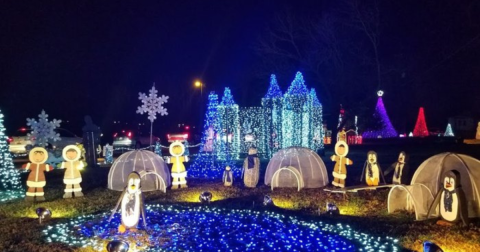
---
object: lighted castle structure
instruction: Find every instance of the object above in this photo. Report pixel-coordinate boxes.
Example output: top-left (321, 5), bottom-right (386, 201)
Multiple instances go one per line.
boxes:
top-left (199, 72), bottom-right (323, 160)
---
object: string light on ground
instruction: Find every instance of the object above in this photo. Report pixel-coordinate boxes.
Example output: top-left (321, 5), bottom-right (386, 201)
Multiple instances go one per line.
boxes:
top-left (43, 204), bottom-right (399, 252)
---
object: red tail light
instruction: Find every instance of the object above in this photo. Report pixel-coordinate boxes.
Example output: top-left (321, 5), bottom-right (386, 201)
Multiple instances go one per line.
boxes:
top-left (127, 132), bottom-right (132, 138)
top-left (113, 133), bottom-right (118, 138)
top-left (7, 137), bottom-right (13, 143)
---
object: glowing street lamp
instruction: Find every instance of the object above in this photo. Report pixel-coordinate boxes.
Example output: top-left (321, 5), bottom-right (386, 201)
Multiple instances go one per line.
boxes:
top-left (194, 80), bottom-right (205, 127)
top-left (194, 80), bottom-right (203, 97)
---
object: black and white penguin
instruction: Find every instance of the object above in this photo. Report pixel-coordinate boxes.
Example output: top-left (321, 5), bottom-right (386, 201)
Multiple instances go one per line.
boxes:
top-left (427, 170), bottom-right (469, 226)
top-left (108, 172), bottom-right (147, 233)
top-left (223, 166), bottom-right (233, 187)
top-left (384, 151), bottom-right (410, 185)
top-left (360, 151), bottom-right (385, 186)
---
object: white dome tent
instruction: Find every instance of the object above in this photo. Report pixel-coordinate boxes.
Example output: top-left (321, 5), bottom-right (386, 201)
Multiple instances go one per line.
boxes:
top-left (387, 153), bottom-right (480, 220)
top-left (387, 184), bottom-right (434, 220)
top-left (265, 147), bottom-right (328, 191)
top-left (108, 150), bottom-right (171, 193)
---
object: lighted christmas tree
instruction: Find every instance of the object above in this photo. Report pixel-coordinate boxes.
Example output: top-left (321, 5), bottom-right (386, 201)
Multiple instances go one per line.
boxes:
top-left (190, 91), bottom-right (240, 178)
top-left (362, 90), bottom-right (398, 138)
top-left (444, 123), bottom-right (454, 137)
top-left (239, 107), bottom-right (265, 153)
top-left (309, 88), bottom-right (323, 150)
top-left (262, 74), bottom-right (283, 157)
top-left (413, 107), bottom-right (429, 137)
top-left (217, 87), bottom-right (240, 160)
top-left (199, 92), bottom-right (220, 152)
top-left (0, 109), bottom-right (23, 202)
top-left (282, 72), bottom-right (309, 147)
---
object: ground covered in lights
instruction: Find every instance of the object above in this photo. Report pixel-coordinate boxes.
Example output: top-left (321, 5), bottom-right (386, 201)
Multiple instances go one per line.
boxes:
top-left (2, 143), bottom-right (480, 252)
top-left (0, 190), bottom-right (24, 203)
top-left (43, 204), bottom-right (398, 252)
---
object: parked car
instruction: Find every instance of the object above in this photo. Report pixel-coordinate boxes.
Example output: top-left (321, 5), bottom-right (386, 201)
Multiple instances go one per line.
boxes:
top-left (8, 127), bottom-right (82, 154)
top-left (112, 130), bottom-right (159, 150)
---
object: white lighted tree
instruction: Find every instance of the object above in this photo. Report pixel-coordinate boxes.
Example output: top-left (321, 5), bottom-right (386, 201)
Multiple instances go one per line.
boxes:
top-left (136, 83), bottom-right (169, 148)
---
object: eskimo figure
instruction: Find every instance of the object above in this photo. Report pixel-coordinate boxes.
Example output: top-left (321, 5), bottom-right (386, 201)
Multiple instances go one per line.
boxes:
top-left (167, 141), bottom-right (189, 189)
top-left (22, 147), bottom-right (53, 201)
top-left (109, 172), bottom-right (146, 233)
top-left (242, 147), bottom-right (260, 188)
top-left (60, 145), bottom-right (84, 198)
top-left (331, 141), bottom-right (352, 188)
top-left (360, 151), bottom-right (384, 186)
top-left (223, 166), bottom-right (233, 186)
top-left (427, 170), bottom-right (469, 226)
top-left (384, 151), bottom-right (410, 185)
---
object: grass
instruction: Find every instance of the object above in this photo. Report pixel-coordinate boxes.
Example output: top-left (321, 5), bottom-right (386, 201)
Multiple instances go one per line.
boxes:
top-left (2, 141), bottom-right (480, 252)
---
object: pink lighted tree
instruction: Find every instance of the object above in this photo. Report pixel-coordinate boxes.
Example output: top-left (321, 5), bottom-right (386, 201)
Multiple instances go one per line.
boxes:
top-left (413, 107), bottom-right (429, 137)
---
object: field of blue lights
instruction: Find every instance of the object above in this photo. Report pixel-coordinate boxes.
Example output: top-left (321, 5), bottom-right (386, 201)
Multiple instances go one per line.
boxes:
top-left (43, 204), bottom-right (399, 252)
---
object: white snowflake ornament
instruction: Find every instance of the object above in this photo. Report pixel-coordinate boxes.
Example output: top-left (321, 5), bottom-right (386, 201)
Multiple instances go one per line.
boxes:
top-left (137, 84), bottom-right (169, 122)
top-left (26, 110), bottom-right (62, 147)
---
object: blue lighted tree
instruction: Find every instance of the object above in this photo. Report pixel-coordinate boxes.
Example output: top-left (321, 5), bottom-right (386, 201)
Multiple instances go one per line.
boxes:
top-left (190, 92), bottom-right (240, 179)
top-left (217, 88), bottom-right (240, 160)
top-left (0, 109), bottom-right (23, 201)
top-left (309, 88), bottom-right (323, 150)
top-left (200, 92), bottom-right (220, 152)
top-left (282, 72), bottom-right (309, 147)
top-left (262, 74), bottom-right (283, 157)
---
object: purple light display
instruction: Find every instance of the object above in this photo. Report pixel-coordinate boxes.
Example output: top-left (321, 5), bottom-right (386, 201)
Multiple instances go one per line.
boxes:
top-left (362, 91), bottom-right (397, 138)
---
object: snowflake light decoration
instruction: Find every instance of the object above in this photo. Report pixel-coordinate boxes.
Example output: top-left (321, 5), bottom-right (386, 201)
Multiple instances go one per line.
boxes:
top-left (136, 84), bottom-right (169, 122)
top-left (26, 110), bottom-right (61, 147)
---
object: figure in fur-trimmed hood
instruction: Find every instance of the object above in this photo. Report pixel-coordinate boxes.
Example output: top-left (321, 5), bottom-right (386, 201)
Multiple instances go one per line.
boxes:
top-left (331, 141), bottom-right (352, 188)
top-left (22, 147), bottom-right (53, 201)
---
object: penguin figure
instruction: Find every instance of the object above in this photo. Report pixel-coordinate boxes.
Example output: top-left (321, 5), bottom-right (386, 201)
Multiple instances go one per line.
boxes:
top-left (109, 172), bottom-right (147, 233)
top-left (223, 166), bottom-right (233, 187)
top-left (242, 147), bottom-right (260, 188)
top-left (427, 170), bottom-right (469, 226)
top-left (360, 151), bottom-right (386, 186)
top-left (384, 151), bottom-right (410, 185)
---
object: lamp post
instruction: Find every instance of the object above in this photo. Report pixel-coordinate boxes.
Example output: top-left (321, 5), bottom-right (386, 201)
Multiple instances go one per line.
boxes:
top-left (194, 80), bottom-right (204, 129)
top-left (194, 80), bottom-right (203, 97)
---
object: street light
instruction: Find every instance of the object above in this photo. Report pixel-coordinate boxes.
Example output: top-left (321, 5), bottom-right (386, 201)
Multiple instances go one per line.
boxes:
top-left (194, 80), bottom-right (204, 128)
top-left (194, 80), bottom-right (203, 97)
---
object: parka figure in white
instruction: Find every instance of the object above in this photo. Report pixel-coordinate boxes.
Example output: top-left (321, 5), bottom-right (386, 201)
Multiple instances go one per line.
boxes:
top-left (60, 145), bottom-right (84, 198)
top-left (242, 147), bottom-right (260, 188)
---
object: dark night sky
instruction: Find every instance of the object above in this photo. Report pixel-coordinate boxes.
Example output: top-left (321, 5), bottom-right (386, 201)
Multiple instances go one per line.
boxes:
top-left (1, 1), bottom-right (480, 138)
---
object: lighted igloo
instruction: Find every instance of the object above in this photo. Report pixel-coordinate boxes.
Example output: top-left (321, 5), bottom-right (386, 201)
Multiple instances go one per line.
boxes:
top-left (107, 150), bottom-right (171, 193)
top-left (265, 147), bottom-right (328, 191)
top-left (388, 153), bottom-right (480, 220)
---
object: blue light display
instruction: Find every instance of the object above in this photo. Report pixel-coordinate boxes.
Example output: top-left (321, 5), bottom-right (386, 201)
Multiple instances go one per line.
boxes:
top-left (43, 204), bottom-right (399, 252)
top-left (264, 74), bottom-right (282, 99)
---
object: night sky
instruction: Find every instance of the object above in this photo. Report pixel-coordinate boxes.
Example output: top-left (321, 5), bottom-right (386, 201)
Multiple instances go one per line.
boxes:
top-left (1, 1), bottom-right (480, 139)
